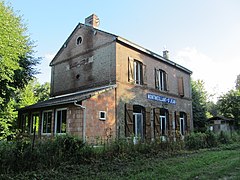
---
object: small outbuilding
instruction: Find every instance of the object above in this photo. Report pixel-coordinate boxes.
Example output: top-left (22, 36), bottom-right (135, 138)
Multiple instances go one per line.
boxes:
top-left (207, 116), bottom-right (235, 133)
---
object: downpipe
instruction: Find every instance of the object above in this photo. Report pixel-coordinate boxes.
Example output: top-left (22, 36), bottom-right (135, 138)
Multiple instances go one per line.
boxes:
top-left (74, 101), bottom-right (86, 143)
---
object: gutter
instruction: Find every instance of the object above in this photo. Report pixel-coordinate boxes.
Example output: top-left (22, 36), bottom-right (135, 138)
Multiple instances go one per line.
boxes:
top-left (74, 101), bottom-right (86, 143)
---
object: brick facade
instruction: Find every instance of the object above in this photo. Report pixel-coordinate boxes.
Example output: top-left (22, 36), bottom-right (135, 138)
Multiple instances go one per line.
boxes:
top-left (18, 15), bottom-right (192, 143)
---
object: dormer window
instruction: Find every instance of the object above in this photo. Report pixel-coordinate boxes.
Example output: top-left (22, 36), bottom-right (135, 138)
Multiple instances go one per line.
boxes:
top-left (76, 36), bottom-right (82, 45)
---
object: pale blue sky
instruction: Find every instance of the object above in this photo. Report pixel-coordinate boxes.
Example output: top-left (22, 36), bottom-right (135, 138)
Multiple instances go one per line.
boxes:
top-left (6, 0), bottom-right (240, 100)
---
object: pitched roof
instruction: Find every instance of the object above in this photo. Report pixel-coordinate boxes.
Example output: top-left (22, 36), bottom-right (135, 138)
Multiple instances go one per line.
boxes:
top-left (50, 23), bottom-right (192, 74)
top-left (19, 85), bottom-right (116, 111)
top-left (208, 116), bottom-right (235, 122)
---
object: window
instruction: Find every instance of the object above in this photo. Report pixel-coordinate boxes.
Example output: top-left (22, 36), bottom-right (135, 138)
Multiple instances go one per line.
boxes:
top-left (155, 69), bottom-right (168, 91)
top-left (21, 114), bottom-right (29, 132)
top-left (55, 109), bottom-right (67, 134)
top-left (99, 111), bottom-right (106, 120)
top-left (133, 112), bottom-right (143, 138)
top-left (128, 57), bottom-right (146, 85)
top-left (125, 104), bottom-right (147, 139)
top-left (160, 109), bottom-right (168, 135)
top-left (76, 36), bottom-right (82, 45)
top-left (30, 113), bottom-right (39, 134)
top-left (134, 60), bottom-right (143, 85)
top-left (42, 111), bottom-right (52, 134)
top-left (179, 112), bottom-right (187, 135)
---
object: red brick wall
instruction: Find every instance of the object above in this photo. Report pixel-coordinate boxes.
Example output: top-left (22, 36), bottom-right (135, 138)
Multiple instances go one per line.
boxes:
top-left (83, 88), bottom-right (116, 144)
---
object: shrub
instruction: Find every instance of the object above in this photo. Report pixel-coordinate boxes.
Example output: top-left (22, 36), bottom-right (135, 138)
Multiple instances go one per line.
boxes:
top-left (205, 131), bottom-right (218, 148)
top-left (218, 131), bottom-right (231, 144)
top-left (185, 132), bottom-right (207, 150)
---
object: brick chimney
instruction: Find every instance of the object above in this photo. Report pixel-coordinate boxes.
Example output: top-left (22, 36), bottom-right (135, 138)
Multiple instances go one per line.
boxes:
top-left (163, 50), bottom-right (169, 59)
top-left (85, 14), bottom-right (100, 28)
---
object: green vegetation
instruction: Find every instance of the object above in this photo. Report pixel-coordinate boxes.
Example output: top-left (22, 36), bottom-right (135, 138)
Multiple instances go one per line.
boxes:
top-left (0, 133), bottom-right (239, 179)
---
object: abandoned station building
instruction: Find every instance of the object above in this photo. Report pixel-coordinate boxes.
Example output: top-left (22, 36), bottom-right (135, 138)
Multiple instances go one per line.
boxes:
top-left (18, 14), bottom-right (193, 143)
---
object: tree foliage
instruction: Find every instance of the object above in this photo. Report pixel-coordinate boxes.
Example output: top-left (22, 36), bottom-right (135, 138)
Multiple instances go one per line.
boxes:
top-left (0, 79), bottom-right (50, 140)
top-left (217, 89), bottom-right (240, 128)
top-left (235, 74), bottom-right (240, 90)
top-left (0, 1), bottom-right (40, 108)
top-left (191, 80), bottom-right (208, 132)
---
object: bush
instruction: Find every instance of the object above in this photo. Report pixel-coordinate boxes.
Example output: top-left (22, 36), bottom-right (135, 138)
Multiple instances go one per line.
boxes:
top-left (218, 131), bottom-right (231, 144)
top-left (185, 132), bottom-right (207, 150)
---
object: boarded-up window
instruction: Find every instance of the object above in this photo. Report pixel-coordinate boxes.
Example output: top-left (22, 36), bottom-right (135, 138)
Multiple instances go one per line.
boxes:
top-left (178, 77), bottom-right (184, 97)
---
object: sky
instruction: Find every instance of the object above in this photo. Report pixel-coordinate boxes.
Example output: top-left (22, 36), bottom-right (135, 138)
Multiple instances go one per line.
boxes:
top-left (6, 0), bottom-right (240, 101)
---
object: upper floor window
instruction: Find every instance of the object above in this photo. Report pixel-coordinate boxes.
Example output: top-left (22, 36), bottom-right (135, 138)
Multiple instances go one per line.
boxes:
top-left (155, 69), bottom-right (168, 91)
top-left (134, 60), bottom-right (143, 85)
top-left (128, 57), bottom-right (146, 85)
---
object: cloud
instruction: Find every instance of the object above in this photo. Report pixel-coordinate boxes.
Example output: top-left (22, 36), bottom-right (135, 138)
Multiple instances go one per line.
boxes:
top-left (174, 47), bottom-right (238, 101)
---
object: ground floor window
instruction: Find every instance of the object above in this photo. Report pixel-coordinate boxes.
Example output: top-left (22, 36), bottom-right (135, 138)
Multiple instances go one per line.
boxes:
top-left (133, 105), bottom-right (145, 139)
top-left (42, 111), bottom-right (52, 134)
top-left (55, 109), bottom-right (67, 134)
top-left (21, 114), bottom-right (29, 132)
top-left (160, 109), bottom-right (168, 135)
top-left (31, 113), bottom-right (39, 134)
top-left (133, 112), bottom-right (143, 138)
top-left (179, 112), bottom-right (187, 135)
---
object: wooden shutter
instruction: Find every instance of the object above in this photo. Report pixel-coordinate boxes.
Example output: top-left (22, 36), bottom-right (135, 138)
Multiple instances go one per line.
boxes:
top-left (125, 104), bottom-right (134, 137)
top-left (186, 113), bottom-right (191, 133)
top-left (145, 107), bottom-right (151, 141)
top-left (128, 57), bottom-right (134, 83)
top-left (176, 111), bottom-right (180, 131)
top-left (166, 73), bottom-right (169, 91)
top-left (143, 64), bottom-right (147, 85)
top-left (155, 68), bottom-right (159, 89)
top-left (154, 108), bottom-right (161, 138)
top-left (168, 112), bottom-right (173, 136)
top-left (178, 77), bottom-right (184, 97)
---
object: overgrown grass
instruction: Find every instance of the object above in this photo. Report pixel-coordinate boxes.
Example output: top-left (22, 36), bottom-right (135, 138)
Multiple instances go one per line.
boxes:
top-left (1, 143), bottom-right (240, 180)
top-left (0, 131), bottom-right (239, 179)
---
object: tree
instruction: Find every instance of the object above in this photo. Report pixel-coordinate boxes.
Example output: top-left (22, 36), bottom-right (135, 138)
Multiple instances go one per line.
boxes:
top-left (0, 1), bottom-right (40, 109)
top-left (0, 79), bottom-right (50, 140)
top-left (0, 1), bottom-right (42, 140)
top-left (191, 80), bottom-right (208, 132)
top-left (217, 89), bottom-right (240, 128)
top-left (235, 74), bottom-right (240, 90)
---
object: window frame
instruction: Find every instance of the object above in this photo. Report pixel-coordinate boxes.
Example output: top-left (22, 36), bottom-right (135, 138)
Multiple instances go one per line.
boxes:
top-left (99, 111), bottom-right (107, 120)
top-left (134, 60), bottom-right (143, 85)
top-left (133, 112), bottom-right (143, 138)
top-left (55, 108), bottom-right (67, 134)
top-left (30, 113), bottom-right (40, 134)
top-left (179, 112), bottom-right (186, 136)
top-left (41, 110), bottom-right (53, 135)
top-left (155, 69), bottom-right (168, 91)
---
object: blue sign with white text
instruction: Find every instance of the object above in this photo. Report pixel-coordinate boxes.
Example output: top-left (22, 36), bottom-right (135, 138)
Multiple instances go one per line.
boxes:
top-left (147, 93), bottom-right (176, 105)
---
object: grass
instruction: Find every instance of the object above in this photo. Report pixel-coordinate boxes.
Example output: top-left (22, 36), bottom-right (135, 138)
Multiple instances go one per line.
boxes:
top-left (2, 143), bottom-right (240, 180)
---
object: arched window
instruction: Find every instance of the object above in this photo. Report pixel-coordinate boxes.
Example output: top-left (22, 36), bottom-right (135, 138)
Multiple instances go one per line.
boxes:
top-left (76, 36), bottom-right (82, 45)
top-left (155, 69), bottom-right (168, 91)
